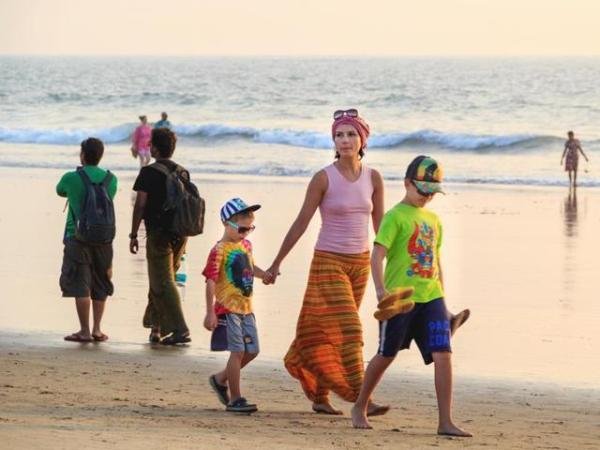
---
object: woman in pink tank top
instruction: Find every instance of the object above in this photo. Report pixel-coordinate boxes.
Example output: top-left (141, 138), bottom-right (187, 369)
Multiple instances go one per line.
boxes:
top-left (265, 109), bottom-right (389, 416)
top-left (131, 115), bottom-right (152, 167)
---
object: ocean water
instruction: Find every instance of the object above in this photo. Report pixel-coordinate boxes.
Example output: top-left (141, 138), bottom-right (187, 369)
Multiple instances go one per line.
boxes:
top-left (1, 56), bottom-right (599, 187)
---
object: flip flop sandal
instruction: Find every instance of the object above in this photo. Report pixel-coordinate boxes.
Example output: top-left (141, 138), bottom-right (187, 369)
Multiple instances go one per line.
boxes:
top-left (64, 333), bottom-right (93, 343)
top-left (377, 287), bottom-right (415, 309)
top-left (374, 300), bottom-right (415, 321)
top-left (450, 309), bottom-right (471, 336)
top-left (374, 287), bottom-right (415, 321)
top-left (92, 333), bottom-right (109, 342)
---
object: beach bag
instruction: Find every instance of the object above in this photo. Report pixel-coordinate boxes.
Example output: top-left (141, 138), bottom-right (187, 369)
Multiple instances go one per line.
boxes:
top-left (149, 162), bottom-right (205, 237)
top-left (73, 168), bottom-right (116, 244)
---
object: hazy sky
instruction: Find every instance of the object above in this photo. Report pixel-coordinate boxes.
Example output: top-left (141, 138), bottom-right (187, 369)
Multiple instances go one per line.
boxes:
top-left (2, 0), bottom-right (600, 56)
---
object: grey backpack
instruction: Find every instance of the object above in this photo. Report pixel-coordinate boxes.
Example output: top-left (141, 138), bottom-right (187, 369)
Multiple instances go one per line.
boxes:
top-left (149, 162), bottom-right (205, 237)
top-left (73, 168), bottom-right (116, 244)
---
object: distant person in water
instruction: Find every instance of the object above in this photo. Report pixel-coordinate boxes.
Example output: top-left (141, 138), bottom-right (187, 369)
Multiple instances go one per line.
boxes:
top-left (131, 115), bottom-right (152, 167)
top-left (154, 112), bottom-right (172, 130)
top-left (561, 131), bottom-right (589, 187)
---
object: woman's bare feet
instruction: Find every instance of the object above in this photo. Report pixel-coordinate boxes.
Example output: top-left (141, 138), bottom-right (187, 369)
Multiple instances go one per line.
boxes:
top-left (350, 405), bottom-right (372, 429)
top-left (312, 401), bottom-right (343, 415)
top-left (438, 423), bottom-right (473, 437)
top-left (366, 401), bottom-right (390, 417)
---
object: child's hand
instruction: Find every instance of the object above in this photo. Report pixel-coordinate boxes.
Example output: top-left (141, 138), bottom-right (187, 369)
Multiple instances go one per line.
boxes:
top-left (262, 271), bottom-right (276, 285)
top-left (203, 311), bottom-right (218, 331)
top-left (376, 288), bottom-right (388, 303)
top-left (262, 267), bottom-right (281, 285)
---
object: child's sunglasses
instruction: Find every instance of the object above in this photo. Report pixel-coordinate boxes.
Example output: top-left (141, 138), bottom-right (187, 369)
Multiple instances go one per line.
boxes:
top-left (333, 109), bottom-right (359, 120)
top-left (412, 180), bottom-right (434, 198)
top-left (227, 221), bottom-right (255, 234)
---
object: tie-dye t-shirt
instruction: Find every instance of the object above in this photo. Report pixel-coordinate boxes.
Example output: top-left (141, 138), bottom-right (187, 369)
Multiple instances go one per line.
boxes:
top-left (202, 239), bottom-right (255, 314)
top-left (374, 203), bottom-right (444, 303)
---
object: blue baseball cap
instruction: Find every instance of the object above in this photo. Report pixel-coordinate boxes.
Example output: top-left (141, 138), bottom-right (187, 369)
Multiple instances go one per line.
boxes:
top-left (220, 198), bottom-right (261, 222)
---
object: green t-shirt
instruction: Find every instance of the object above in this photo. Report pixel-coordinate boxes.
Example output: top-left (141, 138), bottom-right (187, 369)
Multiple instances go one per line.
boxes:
top-left (374, 202), bottom-right (444, 303)
top-left (56, 166), bottom-right (118, 238)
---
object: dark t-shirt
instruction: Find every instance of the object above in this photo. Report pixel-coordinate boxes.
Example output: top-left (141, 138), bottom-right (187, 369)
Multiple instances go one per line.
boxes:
top-left (133, 159), bottom-right (179, 231)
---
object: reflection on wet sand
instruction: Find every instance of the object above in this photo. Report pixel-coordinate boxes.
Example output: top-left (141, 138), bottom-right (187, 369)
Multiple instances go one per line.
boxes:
top-left (563, 187), bottom-right (578, 238)
top-left (560, 187), bottom-right (579, 308)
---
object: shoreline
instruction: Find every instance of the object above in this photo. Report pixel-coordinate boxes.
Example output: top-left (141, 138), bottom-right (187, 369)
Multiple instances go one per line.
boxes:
top-left (1, 336), bottom-right (599, 449)
top-left (0, 330), bottom-right (600, 396)
top-left (2, 329), bottom-right (599, 393)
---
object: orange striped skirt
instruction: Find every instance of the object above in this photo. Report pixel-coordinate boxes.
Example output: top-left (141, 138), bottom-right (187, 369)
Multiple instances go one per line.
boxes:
top-left (284, 250), bottom-right (370, 403)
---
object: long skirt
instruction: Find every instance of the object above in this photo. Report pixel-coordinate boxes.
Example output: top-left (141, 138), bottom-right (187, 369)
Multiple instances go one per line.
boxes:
top-left (284, 250), bottom-right (370, 403)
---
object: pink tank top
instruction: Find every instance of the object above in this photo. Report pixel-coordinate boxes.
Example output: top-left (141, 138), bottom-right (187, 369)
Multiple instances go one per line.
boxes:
top-left (315, 163), bottom-right (374, 254)
top-left (133, 125), bottom-right (152, 151)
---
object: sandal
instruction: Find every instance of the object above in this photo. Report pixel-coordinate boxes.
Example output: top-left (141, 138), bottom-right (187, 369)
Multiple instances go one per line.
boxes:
top-left (226, 397), bottom-right (257, 413)
top-left (64, 333), bottom-right (93, 343)
top-left (160, 331), bottom-right (191, 346)
top-left (450, 309), bottom-right (470, 336)
top-left (209, 375), bottom-right (230, 405)
top-left (92, 333), bottom-right (109, 342)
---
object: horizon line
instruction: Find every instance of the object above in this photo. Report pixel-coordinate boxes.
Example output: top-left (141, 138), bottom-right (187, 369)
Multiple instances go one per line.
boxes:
top-left (2, 53), bottom-right (600, 58)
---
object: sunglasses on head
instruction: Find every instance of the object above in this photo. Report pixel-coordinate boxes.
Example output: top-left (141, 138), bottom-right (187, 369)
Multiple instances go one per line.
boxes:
top-left (227, 220), bottom-right (255, 234)
top-left (333, 109), bottom-right (359, 120)
top-left (412, 180), bottom-right (435, 198)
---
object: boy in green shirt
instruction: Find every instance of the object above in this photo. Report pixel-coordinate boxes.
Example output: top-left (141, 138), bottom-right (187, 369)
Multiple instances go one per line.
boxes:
top-left (351, 156), bottom-right (471, 437)
top-left (57, 138), bottom-right (117, 343)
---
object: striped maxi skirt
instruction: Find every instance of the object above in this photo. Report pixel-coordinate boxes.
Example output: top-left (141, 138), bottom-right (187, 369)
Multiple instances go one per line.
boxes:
top-left (284, 250), bottom-right (370, 403)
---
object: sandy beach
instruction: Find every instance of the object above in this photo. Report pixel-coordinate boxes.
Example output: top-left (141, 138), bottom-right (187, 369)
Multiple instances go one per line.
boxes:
top-left (1, 334), bottom-right (599, 450)
top-left (1, 165), bottom-right (600, 448)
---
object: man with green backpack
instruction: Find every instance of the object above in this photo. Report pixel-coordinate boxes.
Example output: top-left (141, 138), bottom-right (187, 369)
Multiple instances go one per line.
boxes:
top-left (57, 137), bottom-right (118, 343)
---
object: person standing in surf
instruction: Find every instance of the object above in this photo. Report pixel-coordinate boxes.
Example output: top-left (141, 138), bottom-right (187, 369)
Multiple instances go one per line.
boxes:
top-left (131, 115), bottom-right (152, 167)
top-left (561, 130), bottom-right (589, 188)
top-left (154, 111), bottom-right (172, 130)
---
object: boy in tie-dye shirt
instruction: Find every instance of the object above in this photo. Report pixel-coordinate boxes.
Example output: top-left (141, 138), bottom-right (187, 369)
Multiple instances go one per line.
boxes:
top-left (202, 198), bottom-right (269, 413)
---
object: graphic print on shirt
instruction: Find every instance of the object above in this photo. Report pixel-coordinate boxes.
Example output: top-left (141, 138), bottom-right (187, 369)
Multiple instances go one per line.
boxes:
top-left (225, 249), bottom-right (253, 297)
top-left (406, 222), bottom-right (437, 278)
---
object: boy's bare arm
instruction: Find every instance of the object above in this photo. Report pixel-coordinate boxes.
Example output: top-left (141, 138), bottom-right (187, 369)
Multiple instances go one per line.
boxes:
top-left (371, 243), bottom-right (388, 302)
top-left (253, 265), bottom-right (267, 279)
top-left (204, 280), bottom-right (218, 330)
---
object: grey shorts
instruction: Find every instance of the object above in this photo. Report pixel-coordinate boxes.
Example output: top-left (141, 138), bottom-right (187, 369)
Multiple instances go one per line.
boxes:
top-left (226, 313), bottom-right (260, 354)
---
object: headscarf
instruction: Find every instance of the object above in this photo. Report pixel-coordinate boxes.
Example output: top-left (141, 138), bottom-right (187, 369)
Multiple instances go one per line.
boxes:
top-left (331, 115), bottom-right (370, 150)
